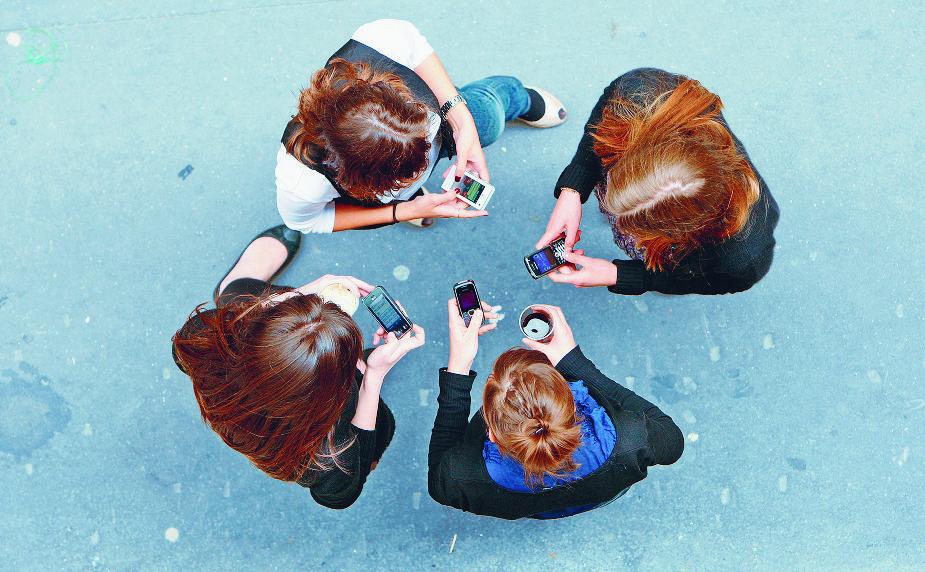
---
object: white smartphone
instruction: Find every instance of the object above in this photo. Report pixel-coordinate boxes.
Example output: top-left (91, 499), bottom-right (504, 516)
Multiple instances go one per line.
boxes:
top-left (441, 165), bottom-right (495, 210)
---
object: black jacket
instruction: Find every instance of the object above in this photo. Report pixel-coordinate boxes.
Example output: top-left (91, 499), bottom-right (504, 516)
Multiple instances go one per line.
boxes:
top-left (428, 346), bottom-right (683, 520)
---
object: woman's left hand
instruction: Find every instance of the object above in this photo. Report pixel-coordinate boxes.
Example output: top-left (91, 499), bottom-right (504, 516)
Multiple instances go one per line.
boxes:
top-left (546, 251), bottom-right (620, 288)
top-left (442, 105), bottom-right (489, 183)
top-left (296, 274), bottom-right (375, 298)
top-left (447, 298), bottom-right (496, 375)
top-left (408, 190), bottom-right (488, 220)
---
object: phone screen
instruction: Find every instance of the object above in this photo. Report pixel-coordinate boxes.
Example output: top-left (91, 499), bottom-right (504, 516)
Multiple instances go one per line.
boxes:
top-left (457, 287), bottom-right (479, 312)
top-left (460, 174), bottom-right (486, 203)
top-left (530, 248), bottom-right (559, 274)
top-left (366, 289), bottom-right (406, 332)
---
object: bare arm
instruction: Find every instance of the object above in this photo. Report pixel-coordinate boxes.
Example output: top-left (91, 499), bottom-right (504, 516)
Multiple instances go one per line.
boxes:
top-left (332, 194), bottom-right (486, 231)
top-left (332, 202), bottom-right (397, 232)
top-left (414, 53), bottom-right (488, 182)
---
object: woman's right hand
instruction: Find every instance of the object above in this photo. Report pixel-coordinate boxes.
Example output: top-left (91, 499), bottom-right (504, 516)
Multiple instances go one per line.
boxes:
top-left (447, 298), bottom-right (497, 375)
top-left (521, 305), bottom-right (577, 366)
top-left (402, 190), bottom-right (488, 221)
top-left (535, 189), bottom-right (583, 251)
top-left (365, 323), bottom-right (426, 379)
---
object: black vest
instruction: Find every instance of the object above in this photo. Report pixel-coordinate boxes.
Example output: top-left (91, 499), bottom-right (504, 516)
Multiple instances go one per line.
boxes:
top-left (281, 39), bottom-right (454, 203)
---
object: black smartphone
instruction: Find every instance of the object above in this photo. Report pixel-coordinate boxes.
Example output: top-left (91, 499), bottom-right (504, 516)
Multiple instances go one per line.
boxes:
top-left (524, 237), bottom-right (568, 279)
top-left (362, 286), bottom-right (412, 338)
top-left (453, 280), bottom-right (482, 326)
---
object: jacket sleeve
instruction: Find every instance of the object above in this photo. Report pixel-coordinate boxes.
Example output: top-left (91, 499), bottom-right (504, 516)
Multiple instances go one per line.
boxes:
top-left (555, 346), bottom-right (684, 465)
top-left (553, 79), bottom-right (620, 202)
top-left (608, 255), bottom-right (767, 296)
top-left (427, 368), bottom-right (477, 506)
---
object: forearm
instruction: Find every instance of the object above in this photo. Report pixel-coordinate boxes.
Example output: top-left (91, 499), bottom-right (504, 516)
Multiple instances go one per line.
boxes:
top-left (351, 371), bottom-right (385, 430)
top-left (554, 79), bottom-right (621, 201)
top-left (555, 141), bottom-right (603, 202)
top-left (414, 53), bottom-right (459, 108)
top-left (607, 259), bottom-right (757, 296)
top-left (415, 52), bottom-right (477, 149)
top-left (333, 201), bottom-right (420, 231)
top-left (428, 368), bottom-right (476, 472)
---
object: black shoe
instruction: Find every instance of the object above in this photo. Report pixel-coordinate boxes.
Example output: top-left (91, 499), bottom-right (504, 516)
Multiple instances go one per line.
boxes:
top-left (213, 224), bottom-right (302, 303)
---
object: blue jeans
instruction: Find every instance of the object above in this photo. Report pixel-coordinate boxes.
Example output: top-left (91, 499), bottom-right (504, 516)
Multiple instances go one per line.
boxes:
top-left (441, 76), bottom-right (530, 156)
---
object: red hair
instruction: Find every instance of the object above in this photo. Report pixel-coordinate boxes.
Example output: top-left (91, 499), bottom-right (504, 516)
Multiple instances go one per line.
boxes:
top-left (172, 292), bottom-right (362, 481)
top-left (592, 78), bottom-right (760, 271)
top-left (482, 349), bottom-right (582, 487)
top-left (286, 59), bottom-right (432, 201)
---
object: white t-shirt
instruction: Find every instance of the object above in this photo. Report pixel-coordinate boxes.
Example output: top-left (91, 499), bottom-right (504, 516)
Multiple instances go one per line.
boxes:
top-left (276, 19), bottom-right (437, 233)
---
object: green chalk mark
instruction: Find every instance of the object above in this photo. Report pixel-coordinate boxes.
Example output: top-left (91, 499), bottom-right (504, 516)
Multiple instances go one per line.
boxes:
top-left (5, 28), bottom-right (67, 102)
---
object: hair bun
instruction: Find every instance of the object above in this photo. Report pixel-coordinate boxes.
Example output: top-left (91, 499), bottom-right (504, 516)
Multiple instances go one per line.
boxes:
top-left (532, 419), bottom-right (550, 436)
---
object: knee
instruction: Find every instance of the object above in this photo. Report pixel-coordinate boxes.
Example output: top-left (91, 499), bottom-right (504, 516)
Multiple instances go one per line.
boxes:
top-left (460, 86), bottom-right (505, 147)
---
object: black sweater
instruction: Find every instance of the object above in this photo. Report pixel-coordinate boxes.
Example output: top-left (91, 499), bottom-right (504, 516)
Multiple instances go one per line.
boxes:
top-left (428, 347), bottom-right (683, 520)
top-left (554, 68), bottom-right (780, 295)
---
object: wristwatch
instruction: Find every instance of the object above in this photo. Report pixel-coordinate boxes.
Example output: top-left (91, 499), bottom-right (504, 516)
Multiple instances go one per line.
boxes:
top-left (439, 93), bottom-right (467, 118)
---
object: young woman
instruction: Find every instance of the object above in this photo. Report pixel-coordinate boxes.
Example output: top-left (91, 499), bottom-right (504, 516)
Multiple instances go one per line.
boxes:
top-left (535, 68), bottom-right (779, 295)
top-left (428, 302), bottom-right (683, 519)
top-left (277, 19), bottom-right (567, 232)
top-left (173, 225), bottom-right (424, 509)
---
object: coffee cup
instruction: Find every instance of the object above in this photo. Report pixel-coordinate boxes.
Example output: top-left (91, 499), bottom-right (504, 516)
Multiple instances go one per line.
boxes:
top-left (319, 282), bottom-right (360, 316)
top-left (519, 305), bottom-right (555, 343)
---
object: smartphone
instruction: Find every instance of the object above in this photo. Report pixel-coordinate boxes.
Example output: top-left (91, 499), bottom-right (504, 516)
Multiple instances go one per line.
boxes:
top-left (441, 165), bottom-right (495, 210)
top-left (453, 280), bottom-right (482, 326)
top-left (524, 237), bottom-right (568, 279)
top-left (362, 286), bottom-right (412, 338)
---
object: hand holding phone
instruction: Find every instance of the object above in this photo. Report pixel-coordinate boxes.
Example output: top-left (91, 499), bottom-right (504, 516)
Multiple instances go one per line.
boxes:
top-left (441, 165), bottom-right (495, 210)
top-left (520, 304), bottom-right (576, 366)
top-left (446, 296), bottom-right (497, 375)
top-left (453, 280), bottom-right (482, 326)
top-left (524, 237), bottom-right (568, 279)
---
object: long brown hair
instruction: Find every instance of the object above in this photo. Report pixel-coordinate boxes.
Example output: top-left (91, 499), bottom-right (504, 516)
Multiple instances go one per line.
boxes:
top-left (172, 292), bottom-right (362, 481)
top-left (592, 78), bottom-right (760, 271)
top-left (286, 58), bottom-right (432, 201)
top-left (482, 348), bottom-right (582, 487)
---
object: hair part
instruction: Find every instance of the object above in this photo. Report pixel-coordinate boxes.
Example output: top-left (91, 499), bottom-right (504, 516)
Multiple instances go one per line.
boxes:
top-left (592, 78), bottom-right (760, 271)
top-left (482, 348), bottom-right (582, 487)
top-left (286, 59), bottom-right (432, 201)
top-left (172, 291), bottom-right (362, 482)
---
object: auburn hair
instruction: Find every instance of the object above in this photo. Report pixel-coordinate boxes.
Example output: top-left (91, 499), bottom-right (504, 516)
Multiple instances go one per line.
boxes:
top-left (286, 58), bottom-right (432, 202)
top-left (171, 291), bottom-right (362, 482)
top-left (482, 348), bottom-right (582, 487)
top-left (592, 78), bottom-right (760, 271)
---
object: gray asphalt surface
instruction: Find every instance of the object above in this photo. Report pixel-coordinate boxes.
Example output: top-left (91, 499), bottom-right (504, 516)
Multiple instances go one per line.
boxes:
top-left (1, 1), bottom-right (923, 570)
